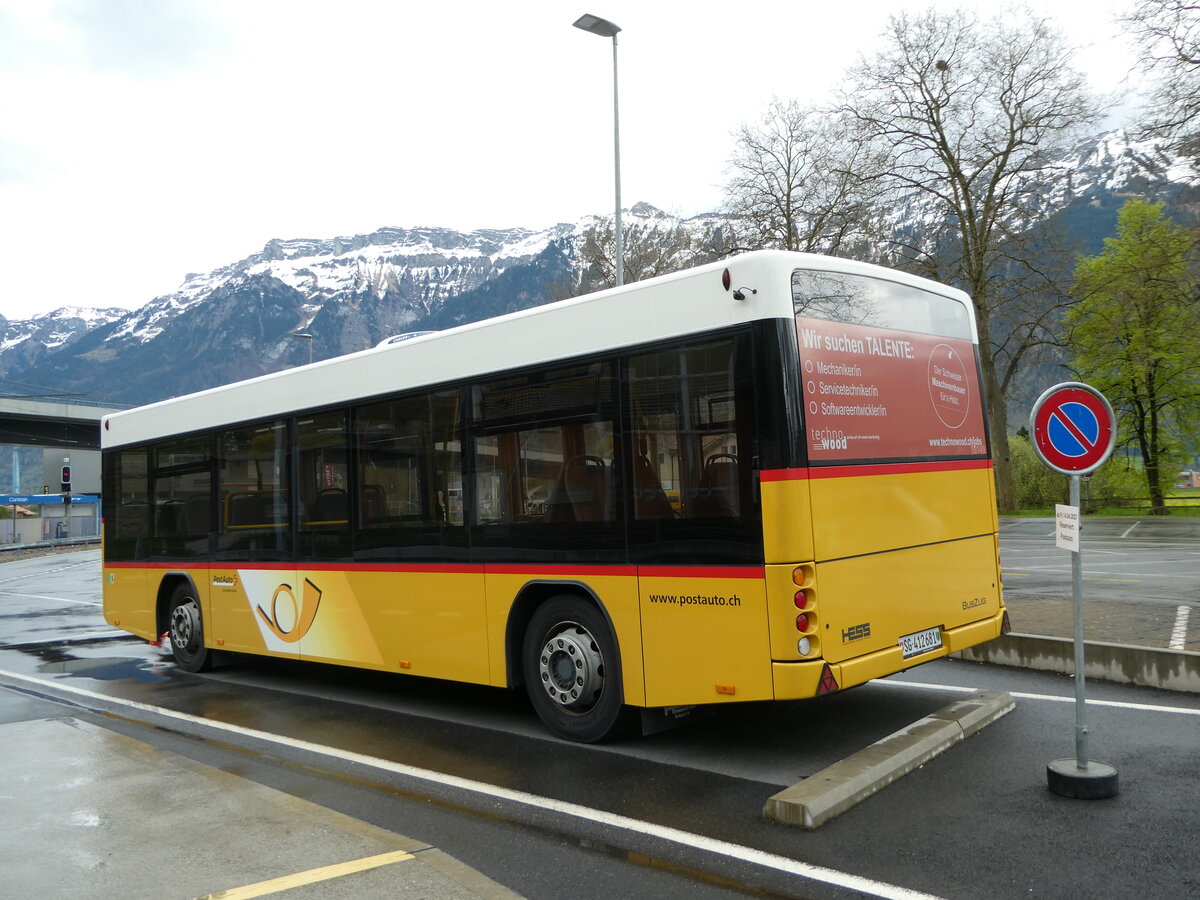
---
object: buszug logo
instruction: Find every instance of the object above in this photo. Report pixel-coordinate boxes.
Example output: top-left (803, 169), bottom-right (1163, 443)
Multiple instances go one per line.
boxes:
top-left (256, 578), bottom-right (323, 643)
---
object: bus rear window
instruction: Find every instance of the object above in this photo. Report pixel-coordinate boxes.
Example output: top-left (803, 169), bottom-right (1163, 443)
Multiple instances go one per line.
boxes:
top-left (792, 269), bottom-right (987, 463)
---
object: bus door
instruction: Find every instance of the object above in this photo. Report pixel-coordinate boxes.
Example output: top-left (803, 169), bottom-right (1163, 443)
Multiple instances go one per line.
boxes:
top-left (212, 419), bottom-right (300, 658)
top-left (348, 391), bottom-right (480, 678)
top-left (292, 410), bottom-right (387, 668)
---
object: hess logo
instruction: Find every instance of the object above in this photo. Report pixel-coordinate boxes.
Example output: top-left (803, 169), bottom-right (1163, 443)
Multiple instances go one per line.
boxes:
top-left (256, 578), bottom-right (323, 643)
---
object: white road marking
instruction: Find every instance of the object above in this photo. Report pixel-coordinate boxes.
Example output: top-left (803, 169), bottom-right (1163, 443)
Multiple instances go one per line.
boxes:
top-left (0, 590), bottom-right (101, 606)
top-left (0, 559), bottom-right (96, 583)
top-left (880, 679), bottom-right (1200, 716)
top-left (1120, 522), bottom-right (1140, 539)
top-left (1169, 606), bottom-right (1191, 651)
top-left (0, 668), bottom-right (942, 900)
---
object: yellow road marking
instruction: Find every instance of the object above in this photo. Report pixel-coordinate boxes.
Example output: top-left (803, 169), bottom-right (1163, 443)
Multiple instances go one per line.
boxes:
top-left (194, 849), bottom-right (415, 899)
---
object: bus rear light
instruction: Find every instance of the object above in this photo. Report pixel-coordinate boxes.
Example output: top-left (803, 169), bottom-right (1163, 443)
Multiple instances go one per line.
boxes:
top-left (817, 663), bottom-right (839, 694)
top-left (792, 564), bottom-right (814, 586)
top-left (795, 613), bottom-right (810, 632)
top-left (797, 637), bottom-right (811, 656)
top-left (793, 590), bottom-right (809, 609)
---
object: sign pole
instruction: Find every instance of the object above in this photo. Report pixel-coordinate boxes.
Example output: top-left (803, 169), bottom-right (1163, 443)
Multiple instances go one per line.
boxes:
top-left (1069, 474), bottom-right (1088, 769)
top-left (1030, 382), bottom-right (1119, 800)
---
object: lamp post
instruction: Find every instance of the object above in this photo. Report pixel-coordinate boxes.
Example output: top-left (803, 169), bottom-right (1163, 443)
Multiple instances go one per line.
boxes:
top-left (572, 12), bottom-right (623, 287)
top-left (291, 331), bottom-right (313, 365)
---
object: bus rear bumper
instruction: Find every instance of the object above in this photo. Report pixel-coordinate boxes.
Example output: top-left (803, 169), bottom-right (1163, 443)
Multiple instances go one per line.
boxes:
top-left (771, 607), bottom-right (1007, 699)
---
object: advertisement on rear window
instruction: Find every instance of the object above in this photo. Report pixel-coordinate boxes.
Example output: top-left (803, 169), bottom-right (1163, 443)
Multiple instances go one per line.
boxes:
top-left (796, 316), bottom-right (987, 462)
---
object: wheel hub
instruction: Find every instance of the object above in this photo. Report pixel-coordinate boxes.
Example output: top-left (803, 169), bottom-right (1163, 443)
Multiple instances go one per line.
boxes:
top-left (170, 599), bottom-right (200, 652)
top-left (538, 623), bottom-right (604, 712)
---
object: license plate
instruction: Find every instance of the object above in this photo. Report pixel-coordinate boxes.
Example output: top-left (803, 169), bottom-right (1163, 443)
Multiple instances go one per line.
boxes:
top-left (899, 626), bottom-right (943, 659)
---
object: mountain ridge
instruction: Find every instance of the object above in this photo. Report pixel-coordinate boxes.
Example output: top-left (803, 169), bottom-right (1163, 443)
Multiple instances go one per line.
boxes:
top-left (2, 129), bottom-right (1195, 408)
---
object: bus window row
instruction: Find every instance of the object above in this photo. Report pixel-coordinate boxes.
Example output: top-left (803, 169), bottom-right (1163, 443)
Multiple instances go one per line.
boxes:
top-left (103, 334), bottom-right (764, 564)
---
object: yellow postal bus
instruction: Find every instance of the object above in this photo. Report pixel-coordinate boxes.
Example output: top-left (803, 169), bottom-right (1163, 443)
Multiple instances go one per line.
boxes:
top-left (101, 250), bottom-right (1009, 741)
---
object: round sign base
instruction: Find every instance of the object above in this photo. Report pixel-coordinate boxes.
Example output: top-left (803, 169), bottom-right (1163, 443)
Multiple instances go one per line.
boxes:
top-left (1047, 758), bottom-right (1119, 799)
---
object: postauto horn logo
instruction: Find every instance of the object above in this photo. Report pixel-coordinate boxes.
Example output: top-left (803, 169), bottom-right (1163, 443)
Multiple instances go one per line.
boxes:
top-left (256, 579), bottom-right (323, 643)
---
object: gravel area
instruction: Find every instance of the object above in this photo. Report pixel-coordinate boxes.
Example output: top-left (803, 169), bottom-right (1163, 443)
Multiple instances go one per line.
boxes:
top-left (0, 541), bottom-right (99, 563)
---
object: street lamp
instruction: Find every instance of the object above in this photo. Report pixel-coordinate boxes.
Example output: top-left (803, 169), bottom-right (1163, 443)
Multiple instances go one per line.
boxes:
top-left (573, 12), bottom-right (623, 287)
top-left (291, 331), bottom-right (313, 365)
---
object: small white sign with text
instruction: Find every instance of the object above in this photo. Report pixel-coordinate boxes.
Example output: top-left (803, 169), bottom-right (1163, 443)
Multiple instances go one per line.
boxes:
top-left (1055, 504), bottom-right (1080, 552)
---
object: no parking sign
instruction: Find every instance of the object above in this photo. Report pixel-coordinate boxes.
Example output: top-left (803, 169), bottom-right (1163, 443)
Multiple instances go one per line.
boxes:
top-left (1030, 381), bottom-right (1121, 799)
top-left (1030, 382), bottom-right (1116, 475)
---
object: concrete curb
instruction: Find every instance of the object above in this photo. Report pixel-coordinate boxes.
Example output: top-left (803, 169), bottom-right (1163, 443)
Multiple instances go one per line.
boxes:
top-left (763, 689), bottom-right (1014, 829)
top-left (955, 633), bottom-right (1200, 693)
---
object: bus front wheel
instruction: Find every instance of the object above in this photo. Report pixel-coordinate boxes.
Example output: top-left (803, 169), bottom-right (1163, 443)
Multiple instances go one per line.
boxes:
top-left (167, 583), bottom-right (212, 673)
top-left (522, 596), bottom-right (630, 743)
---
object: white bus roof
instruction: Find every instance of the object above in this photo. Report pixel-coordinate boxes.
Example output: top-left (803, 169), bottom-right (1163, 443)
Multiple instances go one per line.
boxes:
top-left (102, 250), bottom-right (973, 449)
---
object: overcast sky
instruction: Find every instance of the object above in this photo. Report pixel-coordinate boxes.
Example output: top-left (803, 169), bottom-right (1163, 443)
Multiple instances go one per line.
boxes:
top-left (0, 0), bottom-right (1141, 320)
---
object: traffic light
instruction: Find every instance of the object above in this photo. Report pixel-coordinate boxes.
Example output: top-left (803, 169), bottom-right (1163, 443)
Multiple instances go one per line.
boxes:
top-left (60, 465), bottom-right (71, 492)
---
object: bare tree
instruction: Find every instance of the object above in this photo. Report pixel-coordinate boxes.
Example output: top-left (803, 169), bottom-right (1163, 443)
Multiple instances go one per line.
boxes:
top-left (580, 216), bottom-right (718, 289)
top-left (1124, 0), bottom-right (1200, 152)
top-left (842, 8), bottom-right (1101, 511)
top-left (724, 99), bottom-right (887, 256)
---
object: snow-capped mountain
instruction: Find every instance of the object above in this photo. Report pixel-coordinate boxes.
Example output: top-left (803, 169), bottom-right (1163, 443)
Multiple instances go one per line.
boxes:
top-left (1059, 129), bottom-right (1200, 199)
top-left (1, 130), bottom-right (1194, 408)
top-left (107, 221), bottom-right (582, 346)
top-left (1, 203), bottom-right (724, 405)
top-left (0, 306), bottom-right (127, 379)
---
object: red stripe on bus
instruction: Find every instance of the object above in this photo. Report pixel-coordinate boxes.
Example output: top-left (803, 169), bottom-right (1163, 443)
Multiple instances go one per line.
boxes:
top-left (104, 561), bottom-right (762, 580)
top-left (761, 458), bottom-right (992, 482)
top-left (105, 561), bottom-right (487, 574)
top-left (759, 467), bottom-right (810, 482)
top-left (317, 563), bottom-right (487, 574)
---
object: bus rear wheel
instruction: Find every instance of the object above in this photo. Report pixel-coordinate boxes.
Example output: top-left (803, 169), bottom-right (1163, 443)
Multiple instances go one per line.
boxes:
top-left (522, 596), bottom-right (630, 743)
top-left (167, 583), bottom-right (212, 673)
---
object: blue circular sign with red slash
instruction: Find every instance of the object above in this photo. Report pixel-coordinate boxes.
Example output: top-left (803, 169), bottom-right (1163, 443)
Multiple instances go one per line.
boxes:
top-left (1030, 382), bottom-right (1116, 475)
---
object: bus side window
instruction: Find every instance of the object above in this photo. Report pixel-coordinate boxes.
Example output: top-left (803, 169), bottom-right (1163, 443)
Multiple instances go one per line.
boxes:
top-left (472, 364), bottom-right (619, 529)
top-left (216, 420), bottom-right (291, 558)
top-left (151, 436), bottom-right (214, 558)
top-left (627, 339), bottom-right (750, 522)
top-left (297, 411), bottom-right (351, 559)
top-left (104, 448), bottom-right (149, 559)
top-left (353, 389), bottom-right (463, 555)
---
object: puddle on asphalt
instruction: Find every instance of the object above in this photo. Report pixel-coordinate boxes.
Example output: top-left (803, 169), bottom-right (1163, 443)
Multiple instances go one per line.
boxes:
top-left (24, 647), bottom-right (173, 684)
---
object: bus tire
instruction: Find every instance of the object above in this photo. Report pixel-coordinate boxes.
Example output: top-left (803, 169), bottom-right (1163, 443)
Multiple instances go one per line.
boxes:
top-left (167, 583), bottom-right (212, 673)
top-left (522, 595), bottom-right (630, 743)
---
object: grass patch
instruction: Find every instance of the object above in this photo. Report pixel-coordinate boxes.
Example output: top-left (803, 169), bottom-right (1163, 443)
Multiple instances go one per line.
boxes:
top-left (1012, 501), bottom-right (1200, 517)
